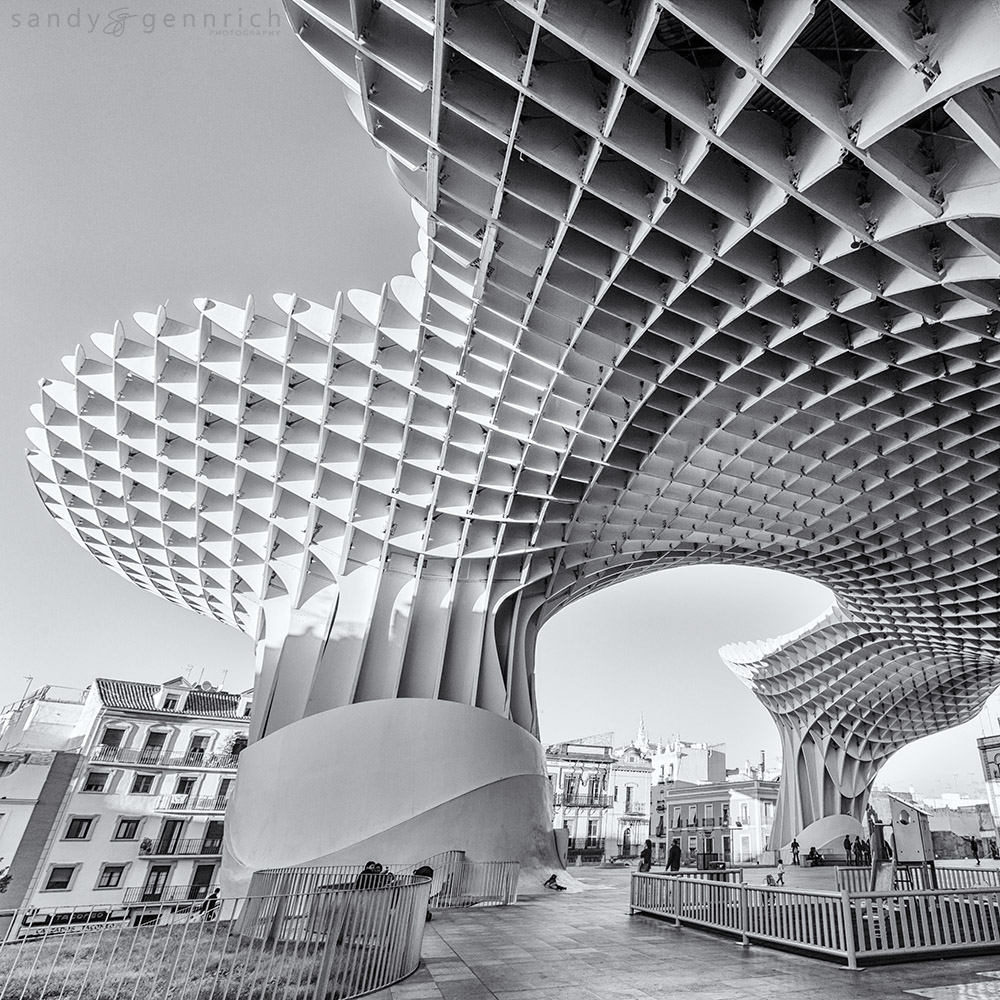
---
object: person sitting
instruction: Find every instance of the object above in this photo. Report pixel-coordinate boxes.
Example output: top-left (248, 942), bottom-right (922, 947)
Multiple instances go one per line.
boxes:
top-left (806, 847), bottom-right (821, 867)
top-left (356, 861), bottom-right (392, 889)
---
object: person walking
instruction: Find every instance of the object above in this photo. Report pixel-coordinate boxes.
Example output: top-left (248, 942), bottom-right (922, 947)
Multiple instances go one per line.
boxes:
top-left (970, 837), bottom-right (981, 866)
top-left (666, 839), bottom-right (681, 872)
top-left (844, 834), bottom-right (853, 862)
top-left (853, 836), bottom-right (863, 865)
top-left (775, 858), bottom-right (785, 886)
top-left (639, 839), bottom-right (653, 872)
top-left (790, 838), bottom-right (800, 865)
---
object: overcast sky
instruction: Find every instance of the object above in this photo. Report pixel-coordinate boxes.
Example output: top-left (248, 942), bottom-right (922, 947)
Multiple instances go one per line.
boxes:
top-left (1, 2), bottom-right (994, 798)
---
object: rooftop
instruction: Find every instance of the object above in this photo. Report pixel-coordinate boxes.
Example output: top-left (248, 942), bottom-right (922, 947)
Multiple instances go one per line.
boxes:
top-left (95, 678), bottom-right (251, 719)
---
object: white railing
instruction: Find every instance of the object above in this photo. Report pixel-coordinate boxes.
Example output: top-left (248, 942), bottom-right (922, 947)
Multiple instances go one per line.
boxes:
top-left (835, 865), bottom-right (1000, 893)
top-left (848, 886), bottom-right (1000, 960)
top-left (0, 875), bottom-right (431, 998)
top-left (632, 872), bottom-right (1000, 967)
top-left (251, 852), bottom-right (519, 910)
top-left (742, 884), bottom-right (847, 958)
top-left (630, 874), bottom-right (845, 960)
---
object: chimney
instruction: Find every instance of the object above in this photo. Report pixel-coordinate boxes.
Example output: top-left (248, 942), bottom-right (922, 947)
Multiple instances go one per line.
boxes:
top-left (759, 750), bottom-right (766, 775)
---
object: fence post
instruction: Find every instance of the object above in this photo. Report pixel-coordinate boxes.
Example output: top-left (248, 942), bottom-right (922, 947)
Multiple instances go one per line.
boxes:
top-left (629, 874), bottom-right (635, 915)
top-left (672, 877), bottom-right (680, 928)
top-left (739, 883), bottom-right (749, 948)
top-left (840, 888), bottom-right (857, 971)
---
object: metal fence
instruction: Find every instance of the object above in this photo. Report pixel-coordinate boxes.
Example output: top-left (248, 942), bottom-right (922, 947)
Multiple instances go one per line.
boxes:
top-left (251, 852), bottom-right (519, 910)
top-left (835, 865), bottom-right (1000, 892)
top-left (631, 872), bottom-right (1000, 967)
top-left (0, 875), bottom-right (430, 999)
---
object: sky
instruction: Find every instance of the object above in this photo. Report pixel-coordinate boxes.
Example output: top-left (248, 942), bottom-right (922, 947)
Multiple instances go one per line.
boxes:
top-left (1, 1), bottom-right (994, 799)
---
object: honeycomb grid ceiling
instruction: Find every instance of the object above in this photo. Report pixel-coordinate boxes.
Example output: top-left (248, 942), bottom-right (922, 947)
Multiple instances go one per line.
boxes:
top-left (26, 0), bottom-right (1000, 838)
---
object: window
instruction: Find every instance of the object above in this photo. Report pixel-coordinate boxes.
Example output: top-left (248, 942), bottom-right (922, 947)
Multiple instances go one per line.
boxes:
top-left (163, 696), bottom-right (179, 711)
top-left (131, 773), bottom-right (155, 794)
top-left (140, 732), bottom-right (167, 763)
top-left (672, 806), bottom-right (681, 828)
top-left (687, 836), bottom-right (697, 853)
top-left (688, 804), bottom-right (698, 826)
top-left (705, 804), bottom-right (714, 825)
top-left (176, 777), bottom-right (196, 796)
top-left (44, 866), bottom-right (77, 891)
top-left (114, 818), bottom-right (140, 840)
top-left (83, 771), bottom-right (109, 793)
top-left (96, 728), bottom-right (126, 761)
top-left (97, 864), bottom-right (126, 889)
top-left (65, 817), bottom-right (94, 840)
top-left (741, 803), bottom-right (749, 824)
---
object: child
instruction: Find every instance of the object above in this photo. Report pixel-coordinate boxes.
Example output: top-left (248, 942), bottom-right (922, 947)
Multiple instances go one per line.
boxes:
top-left (775, 858), bottom-right (785, 886)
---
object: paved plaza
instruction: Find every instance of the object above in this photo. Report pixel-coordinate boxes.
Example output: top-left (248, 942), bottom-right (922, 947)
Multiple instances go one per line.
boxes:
top-left (373, 867), bottom-right (1000, 1000)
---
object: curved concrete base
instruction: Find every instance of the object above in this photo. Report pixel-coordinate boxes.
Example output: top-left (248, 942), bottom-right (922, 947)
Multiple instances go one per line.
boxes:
top-left (222, 699), bottom-right (563, 892)
top-left (780, 814), bottom-right (865, 858)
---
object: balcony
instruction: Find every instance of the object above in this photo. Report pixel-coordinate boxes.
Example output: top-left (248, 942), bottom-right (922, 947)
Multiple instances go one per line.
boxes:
top-left (154, 793), bottom-right (231, 813)
top-left (553, 795), bottom-right (613, 809)
top-left (92, 746), bottom-right (240, 770)
top-left (622, 805), bottom-right (648, 818)
top-left (122, 884), bottom-right (218, 905)
top-left (138, 837), bottom-right (222, 857)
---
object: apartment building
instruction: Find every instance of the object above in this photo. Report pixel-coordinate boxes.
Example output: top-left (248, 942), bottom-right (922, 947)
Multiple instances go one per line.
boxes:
top-left (546, 730), bottom-right (653, 863)
top-left (0, 676), bottom-right (250, 917)
top-left (654, 778), bottom-right (779, 867)
top-left (546, 736), bottom-right (615, 864)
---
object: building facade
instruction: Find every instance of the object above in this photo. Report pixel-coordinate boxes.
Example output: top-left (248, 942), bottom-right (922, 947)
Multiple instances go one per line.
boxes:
top-left (978, 734), bottom-right (1000, 841)
top-left (0, 678), bottom-right (250, 915)
top-left (546, 737), bottom-right (614, 864)
top-left (654, 778), bottom-right (779, 867)
top-left (546, 732), bottom-right (653, 863)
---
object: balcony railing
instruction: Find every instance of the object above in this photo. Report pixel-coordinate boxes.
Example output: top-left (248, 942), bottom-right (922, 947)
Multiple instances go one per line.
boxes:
top-left (622, 805), bottom-right (648, 817)
top-left (92, 746), bottom-right (240, 769)
top-left (138, 837), bottom-right (223, 857)
top-left (553, 795), bottom-right (613, 808)
top-left (154, 793), bottom-right (231, 813)
top-left (122, 883), bottom-right (218, 904)
top-left (566, 838), bottom-right (603, 850)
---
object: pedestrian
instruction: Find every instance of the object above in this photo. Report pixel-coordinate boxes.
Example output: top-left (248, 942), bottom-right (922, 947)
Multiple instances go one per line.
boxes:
top-left (853, 836), bottom-right (863, 865)
top-left (790, 838), bottom-right (800, 865)
top-left (970, 837), bottom-right (981, 866)
top-left (862, 840), bottom-right (871, 866)
top-left (639, 839), bottom-right (653, 872)
top-left (203, 886), bottom-right (220, 921)
top-left (844, 834), bottom-right (853, 862)
top-left (666, 839), bottom-right (681, 872)
top-left (991, 840), bottom-right (999, 861)
top-left (775, 858), bottom-right (785, 886)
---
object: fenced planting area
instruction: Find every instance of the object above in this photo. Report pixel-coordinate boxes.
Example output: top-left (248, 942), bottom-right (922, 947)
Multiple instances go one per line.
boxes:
top-left (250, 853), bottom-right (520, 910)
top-left (631, 868), bottom-right (1000, 968)
top-left (0, 875), bottom-right (431, 999)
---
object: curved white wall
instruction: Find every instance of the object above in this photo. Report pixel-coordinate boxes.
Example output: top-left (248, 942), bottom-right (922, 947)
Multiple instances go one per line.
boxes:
top-left (224, 699), bottom-right (561, 884)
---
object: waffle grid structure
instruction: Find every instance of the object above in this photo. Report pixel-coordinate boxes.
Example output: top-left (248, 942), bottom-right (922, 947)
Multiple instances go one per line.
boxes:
top-left (26, 0), bottom-right (1000, 846)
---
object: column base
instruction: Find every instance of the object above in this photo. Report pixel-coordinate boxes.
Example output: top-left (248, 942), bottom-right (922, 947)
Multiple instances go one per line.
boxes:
top-left (222, 699), bottom-right (562, 894)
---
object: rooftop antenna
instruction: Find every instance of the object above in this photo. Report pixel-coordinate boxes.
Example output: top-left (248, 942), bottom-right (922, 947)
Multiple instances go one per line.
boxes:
top-left (219, 670), bottom-right (229, 690)
top-left (21, 676), bottom-right (33, 701)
